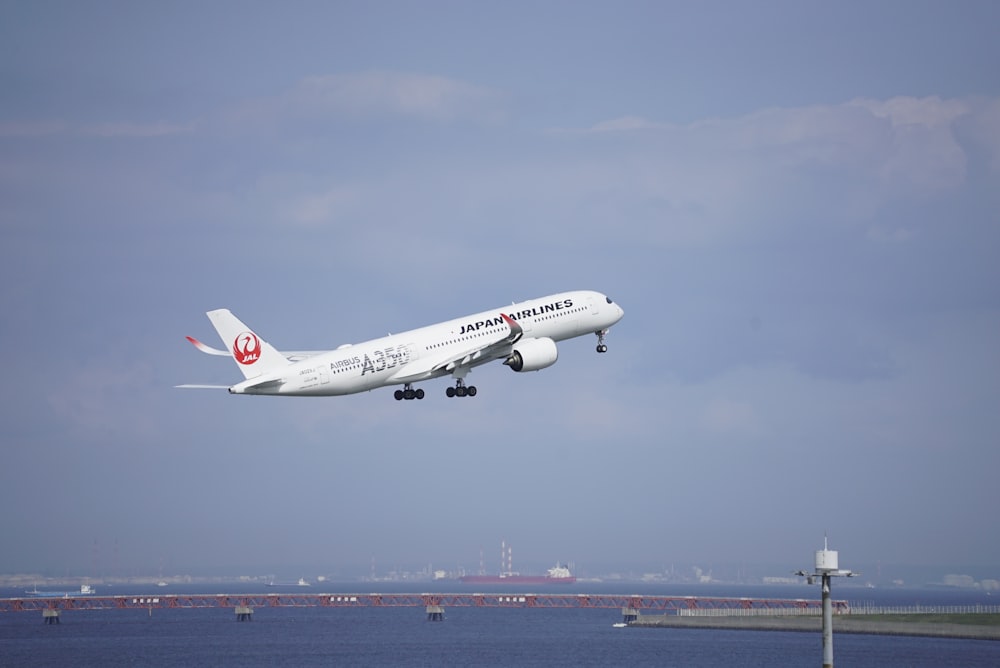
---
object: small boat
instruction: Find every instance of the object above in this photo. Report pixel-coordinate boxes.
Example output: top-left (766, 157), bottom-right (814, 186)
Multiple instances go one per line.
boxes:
top-left (266, 578), bottom-right (311, 587)
top-left (25, 584), bottom-right (96, 597)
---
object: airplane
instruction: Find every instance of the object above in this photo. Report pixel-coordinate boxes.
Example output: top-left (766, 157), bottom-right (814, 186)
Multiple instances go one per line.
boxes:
top-left (179, 290), bottom-right (623, 400)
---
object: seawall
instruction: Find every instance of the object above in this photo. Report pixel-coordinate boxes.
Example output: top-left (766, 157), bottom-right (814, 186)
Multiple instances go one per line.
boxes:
top-left (629, 615), bottom-right (1000, 641)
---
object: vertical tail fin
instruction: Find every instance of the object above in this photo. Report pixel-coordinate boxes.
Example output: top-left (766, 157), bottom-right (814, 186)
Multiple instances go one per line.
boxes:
top-left (206, 309), bottom-right (290, 379)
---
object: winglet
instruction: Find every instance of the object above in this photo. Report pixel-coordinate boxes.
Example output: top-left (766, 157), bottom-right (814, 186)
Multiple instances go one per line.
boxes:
top-left (500, 313), bottom-right (523, 344)
top-left (185, 336), bottom-right (230, 356)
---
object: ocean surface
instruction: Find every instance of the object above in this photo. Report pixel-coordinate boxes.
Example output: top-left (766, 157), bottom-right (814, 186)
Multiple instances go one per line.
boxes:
top-left (2, 582), bottom-right (999, 667)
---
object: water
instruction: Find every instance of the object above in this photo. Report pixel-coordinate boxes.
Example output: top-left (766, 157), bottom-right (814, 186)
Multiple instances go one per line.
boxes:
top-left (2, 584), bottom-right (999, 666)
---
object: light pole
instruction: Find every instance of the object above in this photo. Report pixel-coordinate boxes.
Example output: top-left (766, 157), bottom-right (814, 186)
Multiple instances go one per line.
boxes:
top-left (795, 537), bottom-right (857, 668)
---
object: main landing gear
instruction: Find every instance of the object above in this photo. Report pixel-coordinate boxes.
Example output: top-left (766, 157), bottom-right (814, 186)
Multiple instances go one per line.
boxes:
top-left (595, 329), bottom-right (610, 353)
top-left (445, 378), bottom-right (477, 398)
top-left (394, 384), bottom-right (425, 401)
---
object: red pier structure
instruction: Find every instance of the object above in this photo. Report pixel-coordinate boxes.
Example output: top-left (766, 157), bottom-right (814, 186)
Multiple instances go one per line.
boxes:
top-left (1, 592), bottom-right (847, 623)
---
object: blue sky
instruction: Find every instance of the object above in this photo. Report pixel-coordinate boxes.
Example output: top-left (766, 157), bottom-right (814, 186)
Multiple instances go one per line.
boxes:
top-left (2, 1), bottom-right (998, 580)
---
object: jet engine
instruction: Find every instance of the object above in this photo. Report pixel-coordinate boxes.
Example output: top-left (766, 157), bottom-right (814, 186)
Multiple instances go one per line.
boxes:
top-left (504, 337), bottom-right (558, 372)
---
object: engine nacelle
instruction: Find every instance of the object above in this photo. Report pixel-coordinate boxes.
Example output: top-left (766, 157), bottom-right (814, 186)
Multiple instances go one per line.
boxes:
top-left (505, 337), bottom-right (558, 372)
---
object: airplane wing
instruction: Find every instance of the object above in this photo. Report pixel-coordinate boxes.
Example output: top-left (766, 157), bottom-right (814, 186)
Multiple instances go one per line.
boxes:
top-left (184, 336), bottom-right (326, 363)
top-left (391, 313), bottom-right (523, 383)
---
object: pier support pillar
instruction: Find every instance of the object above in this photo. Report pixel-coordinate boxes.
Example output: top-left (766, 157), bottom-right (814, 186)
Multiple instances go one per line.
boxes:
top-left (235, 606), bottom-right (253, 622)
top-left (426, 605), bottom-right (445, 621)
top-left (622, 608), bottom-right (639, 624)
top-left (43, 609), bottom-right (60, 625)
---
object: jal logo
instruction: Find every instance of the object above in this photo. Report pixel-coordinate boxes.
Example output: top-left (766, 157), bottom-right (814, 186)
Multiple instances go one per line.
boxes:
top-left (232, 331), bottom-right (261, 365)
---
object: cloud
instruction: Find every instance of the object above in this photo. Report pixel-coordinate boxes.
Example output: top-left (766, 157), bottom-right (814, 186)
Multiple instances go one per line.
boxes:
top-left (0, 121), bottom-right (69, 137)
top-left (0, 120), bottom-right (194, 138)
top-left (569, 115), bottom-right (672, 133)
top-left (2, 71), bottom-right (505, 145)
top-left (522, 95), bottom-right (999, 256)
top-left (853, 95), bottom-right (969, 129)
top-left (573, 96), bottom-right (979, 194)
top-left (848, 96), bottom-right (969, 190)
top-left (227, 71), bottom-right (507, 128)
top-left (80, 121), bottom-right (195, 138)
top-left (295, 72), bottom-right (505, 122)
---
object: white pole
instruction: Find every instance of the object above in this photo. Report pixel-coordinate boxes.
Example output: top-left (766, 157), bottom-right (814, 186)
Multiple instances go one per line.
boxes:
top-left (822, 573), bottom-right (833, 668)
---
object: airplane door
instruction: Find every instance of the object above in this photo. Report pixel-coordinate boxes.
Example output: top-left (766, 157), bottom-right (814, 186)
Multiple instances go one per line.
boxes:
top-left (318, 365), bottom-right (329, 385)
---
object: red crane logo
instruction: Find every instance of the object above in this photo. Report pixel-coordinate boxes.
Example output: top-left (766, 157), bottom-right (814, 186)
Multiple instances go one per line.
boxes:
top-left (232, 331), bottom-right (261, 365)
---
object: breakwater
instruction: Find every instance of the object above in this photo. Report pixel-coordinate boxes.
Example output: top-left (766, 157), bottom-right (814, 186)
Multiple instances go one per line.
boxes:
top-left (630, 613), bottom-right (1000, 640)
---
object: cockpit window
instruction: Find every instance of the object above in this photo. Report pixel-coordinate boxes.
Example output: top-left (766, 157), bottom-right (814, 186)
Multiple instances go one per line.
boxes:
top-left (606, 297), bottom-right (613, 304)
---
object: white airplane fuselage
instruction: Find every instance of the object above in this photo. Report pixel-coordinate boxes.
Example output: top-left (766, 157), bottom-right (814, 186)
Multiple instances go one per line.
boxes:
top-left (186, 290), bottom-right (623, 399)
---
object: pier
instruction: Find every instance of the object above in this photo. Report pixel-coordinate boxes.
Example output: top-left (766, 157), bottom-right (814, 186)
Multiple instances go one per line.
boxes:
top-left (5, 592), bottom-right (997, 640)
top-left (1, 592), bottom-right (842, 622)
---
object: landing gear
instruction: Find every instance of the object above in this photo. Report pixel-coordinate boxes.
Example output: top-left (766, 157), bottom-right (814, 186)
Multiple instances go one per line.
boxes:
top-left (595, 329), bottom-right (609, 353)
top-left (394, 384), bottom-right (425, 401)
top-left (445, 378), bottom-right (477, 398)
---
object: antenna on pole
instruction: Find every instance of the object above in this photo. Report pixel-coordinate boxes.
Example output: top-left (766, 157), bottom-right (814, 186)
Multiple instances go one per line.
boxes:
top-left (795, 536), bottom-right (859, 668)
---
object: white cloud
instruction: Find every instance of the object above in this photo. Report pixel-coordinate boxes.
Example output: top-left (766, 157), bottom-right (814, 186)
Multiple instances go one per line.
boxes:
top-left (0, 121), bottom-right (68, 137)
top-left (852, 95), bottom-right (968, 129)
top-left (80, 121), bottom-right (195, 138)
top-left (574, 115), bottom-right (672, 133)
top-left (523, 95), bottom-right (997, 252)
top-left (293, 72), bottom-right (505, 122)
top-left (0, 120), bottom-right (193, 138)
top-left (577, 96), bottom-right (978, 193)
top-left (226, 71), bottom-right (507, 128)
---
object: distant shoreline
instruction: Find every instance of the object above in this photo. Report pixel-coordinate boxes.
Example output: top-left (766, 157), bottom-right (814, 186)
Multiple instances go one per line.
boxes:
top-left (629, 614), bottom-right (1000, 641)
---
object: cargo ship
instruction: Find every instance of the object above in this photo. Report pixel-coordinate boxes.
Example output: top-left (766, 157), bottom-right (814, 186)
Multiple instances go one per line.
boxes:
top-left (458, 541), bottom-right (576, 585)
top-left (459, 563), bottom-right (576, 585)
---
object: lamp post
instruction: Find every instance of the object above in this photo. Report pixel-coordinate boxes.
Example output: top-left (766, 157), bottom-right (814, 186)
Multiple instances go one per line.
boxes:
top-left (795, 537), bottom-right (857, 668)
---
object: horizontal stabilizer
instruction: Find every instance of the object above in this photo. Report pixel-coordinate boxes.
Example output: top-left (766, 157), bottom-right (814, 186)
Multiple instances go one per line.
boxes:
top-left (230, 377), bottom-right (285, 395)
top-left (175, 384), bottom-right (231, 389)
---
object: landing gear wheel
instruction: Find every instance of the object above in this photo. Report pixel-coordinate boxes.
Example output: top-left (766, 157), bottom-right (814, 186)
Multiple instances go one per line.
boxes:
top-left (396, 383), bottom-right (423, 400)
top-left (595, 329), bottom-right (610, 353)
top-left (448, 378), bottom-right (476, 397)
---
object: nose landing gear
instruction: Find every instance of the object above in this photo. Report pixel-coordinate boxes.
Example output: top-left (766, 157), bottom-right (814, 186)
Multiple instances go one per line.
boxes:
top-left (595, 329), bottom-right (610, 353)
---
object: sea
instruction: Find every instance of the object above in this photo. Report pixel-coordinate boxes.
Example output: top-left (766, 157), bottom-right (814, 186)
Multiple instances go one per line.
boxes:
top-left (2, 582), bottom-right (998, 667)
